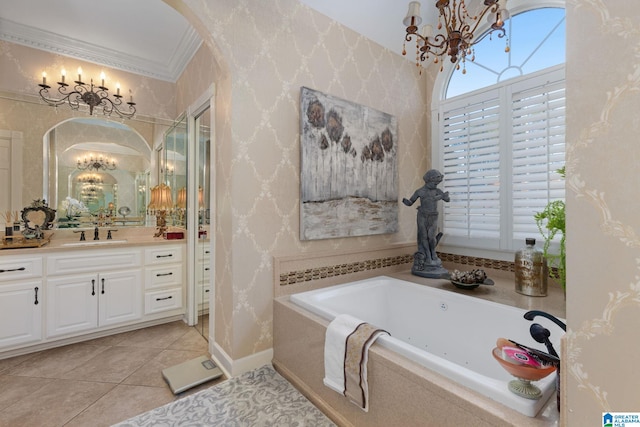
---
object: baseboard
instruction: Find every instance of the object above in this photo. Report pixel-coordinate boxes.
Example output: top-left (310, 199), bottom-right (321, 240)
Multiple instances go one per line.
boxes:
top-left (210, 341), bottom-right (274, 378)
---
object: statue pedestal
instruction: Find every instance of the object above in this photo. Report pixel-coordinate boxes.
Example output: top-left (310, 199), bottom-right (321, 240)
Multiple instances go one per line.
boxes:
top-left (411, 265), bottom-right (449, 279)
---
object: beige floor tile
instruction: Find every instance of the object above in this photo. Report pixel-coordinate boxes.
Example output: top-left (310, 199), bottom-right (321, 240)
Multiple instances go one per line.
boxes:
top-left (7, 343), bottom-right (109, 379)
top-left (62, 346), bottom-right (162, 383)
top-left (0, 375), bottom-right (55, 411)
top-left (0, 352), bottom-right (40, 375)
top-left (115, 321), bottom-right (191, 349)
top-left (0, 322), bottom-right (217, 426)
top-left (167, 327), bottom-right (209, 352)
top-left (80, 330), bottom-right (137, 347)
top-left (64, 384), bottom-right (176, 427)
top-left (0, 379), bottom-right (114, 427)
top-left (123, 349), bottom-right (207, 387)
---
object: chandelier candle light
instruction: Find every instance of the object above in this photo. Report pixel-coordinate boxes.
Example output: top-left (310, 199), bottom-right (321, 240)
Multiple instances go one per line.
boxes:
top-left (402, 0), bottom-right (510, 73)
top-left (38, 67), bottom-right (136, 118)
top-left (77, 153), bottom-right (116, 171)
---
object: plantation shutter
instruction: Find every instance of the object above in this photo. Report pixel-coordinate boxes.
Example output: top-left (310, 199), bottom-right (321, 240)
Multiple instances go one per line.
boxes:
top-left (511, 71), bottom-right (566, 243)
top-left (438, 66), bottom-right (565, 251)
top-left (440, 89), bottom-right (502, 248)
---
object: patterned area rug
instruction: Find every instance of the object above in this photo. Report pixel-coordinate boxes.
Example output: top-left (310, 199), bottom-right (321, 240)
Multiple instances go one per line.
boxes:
top-left (113, 364), bottom-right (336, 426)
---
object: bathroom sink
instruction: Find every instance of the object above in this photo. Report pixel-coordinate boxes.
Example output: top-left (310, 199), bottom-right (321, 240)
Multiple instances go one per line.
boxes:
top-left (61, 239), bottom-right (128, 247)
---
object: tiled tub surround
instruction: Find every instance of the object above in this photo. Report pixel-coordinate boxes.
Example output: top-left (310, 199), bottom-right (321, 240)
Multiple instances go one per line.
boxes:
top-left (273, 268), bottom-right (565, 426)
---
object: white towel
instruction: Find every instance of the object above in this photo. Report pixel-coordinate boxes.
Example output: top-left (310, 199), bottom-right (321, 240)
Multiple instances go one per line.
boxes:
top-left (323, 314), bottom-right (363, 394)
top-left (323, 314), bottom-right (389, 412)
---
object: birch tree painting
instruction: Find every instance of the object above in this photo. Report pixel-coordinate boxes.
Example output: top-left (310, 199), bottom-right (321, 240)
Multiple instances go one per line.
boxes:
top-left (300, 87), bottom-right (398, 240)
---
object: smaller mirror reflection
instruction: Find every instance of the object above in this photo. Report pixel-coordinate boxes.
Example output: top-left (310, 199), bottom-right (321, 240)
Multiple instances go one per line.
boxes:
top-left (45, 118), bottom-right (152, 228)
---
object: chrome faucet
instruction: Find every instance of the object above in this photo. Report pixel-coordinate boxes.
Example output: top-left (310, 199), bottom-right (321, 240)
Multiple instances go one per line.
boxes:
top-left (94, 226), bottom-right (100, 240)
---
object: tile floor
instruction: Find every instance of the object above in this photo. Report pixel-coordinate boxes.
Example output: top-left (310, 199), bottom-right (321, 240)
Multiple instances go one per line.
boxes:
top-left (0, 320), bottom-right (224, 427)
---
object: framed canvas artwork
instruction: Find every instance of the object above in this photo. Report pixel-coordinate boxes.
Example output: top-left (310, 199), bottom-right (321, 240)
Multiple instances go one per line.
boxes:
top-left (300, 87), bottom-right (398, 240)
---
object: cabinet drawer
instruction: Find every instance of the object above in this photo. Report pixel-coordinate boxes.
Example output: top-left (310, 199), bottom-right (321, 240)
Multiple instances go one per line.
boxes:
top-left (47, 249), bottom-right (142, 276)
top-left (145, 264), bottom-right (183, 290)
top-left (144, 288), bottom-right (182, 314)
top-left (144, 246), bottom-right (183, 265)
top-left (0, 256), bottom-right (43, 282)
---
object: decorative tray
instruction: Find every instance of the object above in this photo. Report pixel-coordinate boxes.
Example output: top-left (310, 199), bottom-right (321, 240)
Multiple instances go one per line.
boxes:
top-left (447, 268), bottom-right (494, 290)
top-left (1, 233), bottom-right (54, 250)
top-left (450, 278), bottom-right (494, 290)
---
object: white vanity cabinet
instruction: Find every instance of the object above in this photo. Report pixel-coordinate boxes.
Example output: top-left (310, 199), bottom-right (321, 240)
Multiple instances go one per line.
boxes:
top-left (0, 255), bottom-right (43, 349)
top-left (143, 245), bottom-right (184, 316)
top-left (46, 248), bottom-right (143, 338)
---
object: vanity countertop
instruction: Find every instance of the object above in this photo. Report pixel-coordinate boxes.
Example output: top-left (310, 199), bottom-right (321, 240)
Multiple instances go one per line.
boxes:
top-left (0, 227), bottom-right (185, 255)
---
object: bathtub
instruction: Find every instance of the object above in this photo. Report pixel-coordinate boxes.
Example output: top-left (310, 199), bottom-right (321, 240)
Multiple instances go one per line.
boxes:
top-left (288, 275), bottom-right (562, 418)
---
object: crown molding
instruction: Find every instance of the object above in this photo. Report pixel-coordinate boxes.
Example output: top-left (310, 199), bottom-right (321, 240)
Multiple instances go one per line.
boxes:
top-left (0, 17), bottom-right (201, 82)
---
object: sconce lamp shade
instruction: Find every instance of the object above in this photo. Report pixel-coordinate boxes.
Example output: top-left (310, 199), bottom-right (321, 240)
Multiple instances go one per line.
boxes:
top-left (198, 186), bottom-right (204, 208)
top-left (403, 1), bottom-right (422, 27)
top-left (177, 187), bottom-right (187, 209)
top-left (147, 186), bottom-right (158, 211)
top-left (156, 183), bottom-right (173, 210)
top-left (148, 183), bottom-right (173, 212)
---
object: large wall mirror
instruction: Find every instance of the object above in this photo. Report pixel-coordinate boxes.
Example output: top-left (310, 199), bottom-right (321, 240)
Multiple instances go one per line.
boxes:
top-left (44, 118), bottom-right (152, 227)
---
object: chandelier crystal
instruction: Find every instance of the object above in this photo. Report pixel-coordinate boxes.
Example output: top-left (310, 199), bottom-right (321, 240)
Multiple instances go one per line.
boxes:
top-left (402, 0), bottom-right (510, 73)
top-left (77, 154), bottom-right (116, 171)
top-left (38, 67), bottom-right (136, 118)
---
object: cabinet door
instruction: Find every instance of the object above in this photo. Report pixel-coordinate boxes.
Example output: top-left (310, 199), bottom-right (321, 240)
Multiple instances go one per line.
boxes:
top-left (99, 270), bottom-right (142, 327)
top-left (46, 274), bottom-right (98, 338)
top-left (0, 281), bottom-right (42, 348)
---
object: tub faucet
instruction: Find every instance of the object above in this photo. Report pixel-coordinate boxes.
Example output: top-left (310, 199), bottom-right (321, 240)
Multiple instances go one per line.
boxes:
top-left (524, 310), bottom-right (565, 412)
top-left (523, 310), bottom-right (566, 332)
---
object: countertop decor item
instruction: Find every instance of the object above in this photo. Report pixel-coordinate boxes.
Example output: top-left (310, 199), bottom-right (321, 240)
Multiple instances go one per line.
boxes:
top-left (534, 167), bottom-right (566, 290)
top-left (448, 269), bottom-right (493, 289)
top-left (493, 338), bottom-right (556, 400)
top-left (21, 199), bottom-right (56, 237)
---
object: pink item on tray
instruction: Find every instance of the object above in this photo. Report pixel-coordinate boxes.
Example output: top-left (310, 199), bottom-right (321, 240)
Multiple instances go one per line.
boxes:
top-left (501, 346), bottom-right (542, 368)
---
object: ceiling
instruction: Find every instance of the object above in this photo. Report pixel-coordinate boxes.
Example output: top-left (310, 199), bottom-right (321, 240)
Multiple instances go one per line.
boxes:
top-left (0, 0), bottom-right (419, 82)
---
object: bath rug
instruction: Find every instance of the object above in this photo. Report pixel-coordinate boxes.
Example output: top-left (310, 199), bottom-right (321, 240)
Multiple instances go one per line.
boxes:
top-left (112, 364), bottom-right (335, 427)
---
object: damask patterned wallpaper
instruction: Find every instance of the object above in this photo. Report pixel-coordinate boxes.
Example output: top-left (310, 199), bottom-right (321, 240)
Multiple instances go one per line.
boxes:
top-left (13, 1), bottom-right (634, 420)
top-left (565, 0), bottom-right (640, 423)
top-left (169, 0), bottom-right (433, 367)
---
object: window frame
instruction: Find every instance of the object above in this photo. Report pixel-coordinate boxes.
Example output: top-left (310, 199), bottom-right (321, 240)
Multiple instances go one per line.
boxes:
top-left (430, 2), bottom-right (565, 261)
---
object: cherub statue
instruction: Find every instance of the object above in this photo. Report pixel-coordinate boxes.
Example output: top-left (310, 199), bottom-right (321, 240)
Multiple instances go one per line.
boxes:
top-left (403, 169), bottom-right (450, 278)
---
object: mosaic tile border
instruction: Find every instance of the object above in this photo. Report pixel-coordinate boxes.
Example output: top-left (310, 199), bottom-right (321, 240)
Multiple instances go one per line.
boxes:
top-left (278, 254), bottom-right (414, 286)
top-left (278, 252), bottom-right (527, 287)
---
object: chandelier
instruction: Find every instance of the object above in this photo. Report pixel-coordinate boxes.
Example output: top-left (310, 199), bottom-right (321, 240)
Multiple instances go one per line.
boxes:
top-left (77, 173), bottom-right (104, 185)
top-left (77, 153), bottom-right (117, 171)
top-left (38, 68), bottom-right (136, 118)
top-left (402, 0), bottom-right (510, 73)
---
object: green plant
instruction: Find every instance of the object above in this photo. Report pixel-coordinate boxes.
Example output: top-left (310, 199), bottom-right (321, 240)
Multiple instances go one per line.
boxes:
top-left (534, 167), bottom-right (566, 290)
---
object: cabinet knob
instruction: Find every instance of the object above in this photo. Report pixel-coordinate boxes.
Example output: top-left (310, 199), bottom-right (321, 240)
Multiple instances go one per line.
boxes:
top-left (101, 278), bottom-right (105, 294)
top-left (156, 272), bottom-right (173, 277)
top-left (34, 286), bottom-right (39, 305)
top-left (91, 279), bottom-right (96, 296)
top-left (156, 254), bottom-right (173, 259)
top-left (156, 295), bottom-right (173, 301)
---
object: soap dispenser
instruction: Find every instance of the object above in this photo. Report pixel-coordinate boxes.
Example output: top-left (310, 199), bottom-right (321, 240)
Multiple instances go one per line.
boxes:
top-left (514, 238), bottom-right (548, 296)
